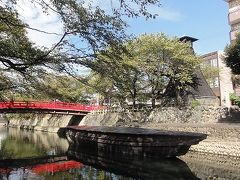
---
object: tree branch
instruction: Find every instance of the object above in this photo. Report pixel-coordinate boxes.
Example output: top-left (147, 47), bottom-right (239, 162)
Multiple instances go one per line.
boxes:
top-left (0, 15), bottom-right (62, 35)
top-left (0, 57), bottom-right (27, 73)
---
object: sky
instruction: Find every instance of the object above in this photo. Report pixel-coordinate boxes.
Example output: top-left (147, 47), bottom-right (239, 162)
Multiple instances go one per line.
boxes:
top-left (125, 0), bottom-right (230, 55)
top-left (15, 0), bottom-right (230, 56)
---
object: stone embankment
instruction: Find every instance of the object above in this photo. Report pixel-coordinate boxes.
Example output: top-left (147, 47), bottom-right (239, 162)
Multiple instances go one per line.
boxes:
top-left (82, 106), bottom-right (240, 178)
top-left (143, 123), bottom-right (240, 157)
top-left (3, 105), bottom-right (240, 158)
top-left (180, 151), bottom-right (240, 180)
top-left (81, 105), bottom-right (240, 158)
top-left (3, 105), bottom-right (240, 179)
top-left (81, 105), bottom-right (229, 126)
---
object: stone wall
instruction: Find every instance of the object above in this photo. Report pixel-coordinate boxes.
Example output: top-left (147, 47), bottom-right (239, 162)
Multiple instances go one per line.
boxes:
top-left (81, 106), bottom-right (240, 140)
top-left (3, 105), bottom-right (240, 158)
top-left (226, 106), bottom-right (240, 122)
top-left (146, 106), bottom-right (226, 124)
top-left (181, 151), bottom-right (240, 180)
top-left (79, 112), bottom-right (120, 126)
top-left (81, 105), bottom-right (228, 127)
top-left (81, 106), bottom-right (240, 158)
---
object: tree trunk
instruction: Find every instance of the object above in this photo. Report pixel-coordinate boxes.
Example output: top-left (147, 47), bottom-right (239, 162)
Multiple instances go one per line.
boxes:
top-left (132, 88), bottom-right (137, 109)
top-left (133, 98), bottom-right (136, 109)
top-left (151, 87), bottom-right (156, 108)
top-left (175, 88), bottom-right (181, 106)
top-left (152, 96), bottom-right (156, 109)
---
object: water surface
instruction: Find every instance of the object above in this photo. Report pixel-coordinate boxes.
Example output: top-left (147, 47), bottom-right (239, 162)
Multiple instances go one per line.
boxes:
top-left (0, 127), bottom-right (239, 180)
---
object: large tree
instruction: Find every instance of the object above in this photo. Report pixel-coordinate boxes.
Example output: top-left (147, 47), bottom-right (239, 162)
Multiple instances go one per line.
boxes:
top-left (0, 0), bottom-right (161, 73)
top-left (93, 33), bottom-right (200, 108)
top-left (0, 0), bottom-right (161, 100)
top-left (0, 7), bottom-right (62, 99)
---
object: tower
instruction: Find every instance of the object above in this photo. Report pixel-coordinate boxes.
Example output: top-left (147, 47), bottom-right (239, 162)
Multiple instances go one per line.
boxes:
top-left (180, 36), bottom-right (217, 99)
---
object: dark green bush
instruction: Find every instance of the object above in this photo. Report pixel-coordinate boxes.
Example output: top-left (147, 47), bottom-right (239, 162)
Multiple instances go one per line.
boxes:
top-left (230, 93), bottom-right (240, 107)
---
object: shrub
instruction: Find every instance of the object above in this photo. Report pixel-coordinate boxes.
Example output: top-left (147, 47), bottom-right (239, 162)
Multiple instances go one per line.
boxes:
top-left (191, 99), bottom-right (201, 109)
top-left (230, 93), bottom-right (240, 107)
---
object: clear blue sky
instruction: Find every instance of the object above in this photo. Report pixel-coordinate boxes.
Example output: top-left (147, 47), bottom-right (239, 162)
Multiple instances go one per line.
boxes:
top-left (125, 0), bottom-right (229, 55)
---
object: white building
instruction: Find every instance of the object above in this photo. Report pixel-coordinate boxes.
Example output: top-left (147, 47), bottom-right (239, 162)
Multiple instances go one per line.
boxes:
top-left (201, 51), bottom-right (234, 107)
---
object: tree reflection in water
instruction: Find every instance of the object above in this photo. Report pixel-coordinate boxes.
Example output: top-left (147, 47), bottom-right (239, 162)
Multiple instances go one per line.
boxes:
top-left (0, 127), bottom-right (199, 180)
top-left (2, 127), bottom-right (239, 179)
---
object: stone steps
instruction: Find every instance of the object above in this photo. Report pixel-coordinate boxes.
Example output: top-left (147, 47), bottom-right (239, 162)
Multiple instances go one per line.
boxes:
top-left (190, 138), bottom-right (240, 157)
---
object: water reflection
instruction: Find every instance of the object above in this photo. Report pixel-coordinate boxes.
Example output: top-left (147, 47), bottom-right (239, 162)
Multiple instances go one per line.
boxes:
top-left (68, 144), bottom-right (199, 180)
top-left (0, 127), bottom-right (239, 180)
top-left (0, 127), bottom-right (68, 159)
top-left (0, 127), bottom-right (199, 180)
top-left (0, 127), bottom-right (7, 150)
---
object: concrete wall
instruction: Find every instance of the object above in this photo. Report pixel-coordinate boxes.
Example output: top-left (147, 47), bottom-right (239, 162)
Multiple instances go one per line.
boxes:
top-left (201, 51), bottom-right (234, 107)
top-left (7, 114), bottom-right (84, 133)
top-left (218, 51), bottom-right (234, 107)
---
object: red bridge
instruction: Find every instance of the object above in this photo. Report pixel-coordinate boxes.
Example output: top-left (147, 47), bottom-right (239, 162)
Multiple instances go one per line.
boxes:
top-left (0, 101), bottom-right (105, 115)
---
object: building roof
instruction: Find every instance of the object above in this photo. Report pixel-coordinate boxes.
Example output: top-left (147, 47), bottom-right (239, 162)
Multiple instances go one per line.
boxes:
top-left (179, 35), bottom-right (216, 98)
top-left (192, 70), bottom-right (216, 98)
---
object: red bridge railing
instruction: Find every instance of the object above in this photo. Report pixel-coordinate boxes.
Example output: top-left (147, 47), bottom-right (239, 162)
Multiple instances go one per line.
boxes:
top-left (0, 160), bottom-right (83, 175)
top-left (0, 101), bottom-right (106, 112)
top-left (32, 160), bottom-right (83, 174)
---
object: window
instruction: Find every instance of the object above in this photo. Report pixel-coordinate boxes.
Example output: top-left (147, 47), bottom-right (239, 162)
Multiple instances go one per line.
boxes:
top-left (210, 59), bottom-right (218, 67)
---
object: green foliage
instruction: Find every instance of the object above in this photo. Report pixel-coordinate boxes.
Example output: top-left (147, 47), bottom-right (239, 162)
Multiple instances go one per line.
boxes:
top-left (8, 74), bottom-right (93, 103)
top-left (93, 33), bottom-right (200, 108)
top-left (0, 7), bottom-right (62, 100)
top-left (190, 99), bottom-right (201, 109)
top-left (0, 0), bottom-right (161, 71)
top-left (41, 75), bottom-right (93, 103)
top-left (200, 64), bottom-right (219, 85)
top-left (225, 33), bottom-right (240, 75)
top-left (0, 137), bottom-right (47, 159)
top-left (133, 34), bottom-right (200, 106)
top-left (87, 73), bottom-right (115, 104)
top-left (0, 0), bottom-right (161, 101)
top-left (230, 93), bottom-right (240, 106)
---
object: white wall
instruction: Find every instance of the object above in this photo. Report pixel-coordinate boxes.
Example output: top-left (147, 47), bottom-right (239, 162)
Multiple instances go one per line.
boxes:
top-left (218, 51), bottom-right (234, 107)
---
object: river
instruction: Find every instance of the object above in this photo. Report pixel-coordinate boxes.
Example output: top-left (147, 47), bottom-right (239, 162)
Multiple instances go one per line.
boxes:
top-left (0, 127), bottom-right (239, 180)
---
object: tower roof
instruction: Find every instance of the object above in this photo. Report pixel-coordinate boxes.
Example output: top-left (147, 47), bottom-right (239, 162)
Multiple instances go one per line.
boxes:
top-left (179, 36), bottom-right (198, 43)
